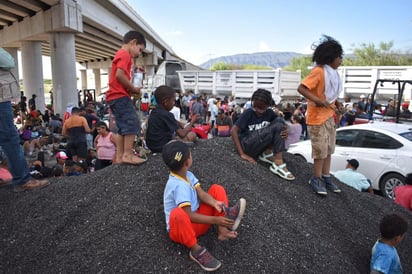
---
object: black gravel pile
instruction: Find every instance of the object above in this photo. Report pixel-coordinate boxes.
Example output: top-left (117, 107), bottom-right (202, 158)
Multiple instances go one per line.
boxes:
top-left (1, 137), bottom-right (411, 273)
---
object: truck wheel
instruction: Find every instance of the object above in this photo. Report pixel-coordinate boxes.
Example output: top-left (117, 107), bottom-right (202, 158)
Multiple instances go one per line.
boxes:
top-left (379, 173), bottom-right (404, 200)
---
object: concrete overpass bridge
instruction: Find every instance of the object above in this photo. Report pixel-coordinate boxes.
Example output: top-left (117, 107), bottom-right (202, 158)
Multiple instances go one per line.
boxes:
top-left (0, 0), bottom-right (192, 115)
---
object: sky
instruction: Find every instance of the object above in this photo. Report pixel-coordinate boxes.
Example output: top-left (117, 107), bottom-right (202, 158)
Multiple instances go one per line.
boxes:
top-left (128, 0), bottom-right (412, 66)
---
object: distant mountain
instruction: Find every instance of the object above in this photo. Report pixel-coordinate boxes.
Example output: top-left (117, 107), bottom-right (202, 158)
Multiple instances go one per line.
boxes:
top-left (199, 51), bottom-right (303, 69)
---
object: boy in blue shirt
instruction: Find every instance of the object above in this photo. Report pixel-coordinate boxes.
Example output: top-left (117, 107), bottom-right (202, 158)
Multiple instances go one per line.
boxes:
top-left (370, 214), bottom-right (408, 274)
top-left (162, 140), bottom-right (246, 271)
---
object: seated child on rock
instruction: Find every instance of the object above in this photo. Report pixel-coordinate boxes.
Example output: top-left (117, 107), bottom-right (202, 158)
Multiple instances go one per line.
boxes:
top-left (231, 88), bottom-right (295, 180)
top-left (162, 140), bottom-right (246, 272)
top-left (145, 85), bottom-right (200, 153)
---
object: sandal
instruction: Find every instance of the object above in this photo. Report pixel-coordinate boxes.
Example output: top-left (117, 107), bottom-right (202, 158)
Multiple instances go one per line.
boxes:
top-left (270, 163), bottom-right (295, 181)
top-left (258, 152), bottom-right (274, 164)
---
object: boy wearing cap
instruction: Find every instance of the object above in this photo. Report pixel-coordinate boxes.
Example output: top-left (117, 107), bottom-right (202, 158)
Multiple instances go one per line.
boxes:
top-left (394, 173), bottom-right (412, 212)
top-left (162, 140), bottom-right (246, 272)
top-left (333, 159), bottom-right (373, 193)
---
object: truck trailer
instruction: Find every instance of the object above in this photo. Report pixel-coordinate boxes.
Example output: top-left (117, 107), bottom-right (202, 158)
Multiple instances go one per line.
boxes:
top-left (177, 69), bottom-right (301, 102)
top-left (338, 66), bottom-right (412, 102)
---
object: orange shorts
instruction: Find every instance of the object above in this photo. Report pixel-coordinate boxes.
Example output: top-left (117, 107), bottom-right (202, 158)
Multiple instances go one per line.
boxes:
top-left (168, 184), bottom-right (228, 248)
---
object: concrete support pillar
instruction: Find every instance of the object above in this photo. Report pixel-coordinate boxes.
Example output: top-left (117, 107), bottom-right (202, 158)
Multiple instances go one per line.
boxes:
top-left (80, 69), bottom-right (87, 90)
top-left (21, 41), bottom-right (45, 112)
top-left (50, 32), bottom-right (78, 116)
top-left (3, 48), bottom-right (20, 87)
top-left (93, 68), bottom-right (101, 96)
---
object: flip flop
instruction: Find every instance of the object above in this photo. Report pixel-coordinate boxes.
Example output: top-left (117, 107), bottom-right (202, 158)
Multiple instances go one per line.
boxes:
top-left (258, 152), bottom-right (274, 164)
top-left (269, 163), bottom-right (295, 181)
top-left (121, 154), bottom-right (147, 165)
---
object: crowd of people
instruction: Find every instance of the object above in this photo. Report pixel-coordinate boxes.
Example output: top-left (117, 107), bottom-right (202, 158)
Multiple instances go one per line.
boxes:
top-left (2, 32), bottom-right (411, 273)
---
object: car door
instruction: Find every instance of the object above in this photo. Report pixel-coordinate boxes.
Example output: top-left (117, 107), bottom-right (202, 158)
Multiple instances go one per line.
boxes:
top-left (331, 129), bottom-right (359, 173)
top-left (349, 129), bottom-right (400, 184)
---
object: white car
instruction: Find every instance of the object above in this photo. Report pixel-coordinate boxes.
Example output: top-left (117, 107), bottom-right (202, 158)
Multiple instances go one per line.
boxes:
top-left (287, 122), bottom-right (412, 199)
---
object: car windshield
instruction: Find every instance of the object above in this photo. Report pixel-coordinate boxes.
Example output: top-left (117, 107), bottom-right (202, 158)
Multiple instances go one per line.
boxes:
top-left (399, 131), bottom-right (412, 142)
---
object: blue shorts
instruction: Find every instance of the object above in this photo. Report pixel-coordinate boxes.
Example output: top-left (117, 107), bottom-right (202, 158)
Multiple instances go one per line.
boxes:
top-left (108, 96), bottom-right (140, 136)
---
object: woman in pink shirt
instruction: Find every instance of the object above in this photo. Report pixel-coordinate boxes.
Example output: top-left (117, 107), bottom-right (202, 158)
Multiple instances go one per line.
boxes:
top-left (94, 121), bottom-right (117, 171)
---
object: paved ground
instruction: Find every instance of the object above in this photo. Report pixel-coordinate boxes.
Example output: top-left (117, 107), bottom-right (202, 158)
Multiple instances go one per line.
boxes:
top-left (1, 137), bottom-right (411, 273)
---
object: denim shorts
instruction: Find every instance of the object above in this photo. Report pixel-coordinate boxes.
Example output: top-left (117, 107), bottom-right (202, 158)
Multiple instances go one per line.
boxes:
top-left (108, 96), bottom-right (140, 135)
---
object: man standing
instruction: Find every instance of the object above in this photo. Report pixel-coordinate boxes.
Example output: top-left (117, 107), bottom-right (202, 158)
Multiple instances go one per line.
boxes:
top-left (0, 48), bottom-right (49, 192)
top-left (28, 94), bottom-right (36, 111)
top-left (80, 106), bottom-right (99, 149)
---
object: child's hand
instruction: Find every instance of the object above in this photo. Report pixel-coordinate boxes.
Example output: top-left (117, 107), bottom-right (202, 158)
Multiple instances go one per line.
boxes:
top-left (216, 216), bottom-right (235, 228)
top-left (280, 126), bottom-right (288, 139)
top-left (214, 200), bottom-right (225, 213)
top-left (241, 153), bottom-right (256, 164)
top-left (129, 86), bottom-right (141, 96)
top-left (314, 99), bottom-right (330, 108)
top-left (191, 114), bottom-right (201, 123)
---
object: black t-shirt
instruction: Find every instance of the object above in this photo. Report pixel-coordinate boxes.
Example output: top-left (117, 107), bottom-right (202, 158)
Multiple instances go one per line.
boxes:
top-left (235, 108), bottom-right (278, 139)
top-left (146, 107), bottom-right (179, 153)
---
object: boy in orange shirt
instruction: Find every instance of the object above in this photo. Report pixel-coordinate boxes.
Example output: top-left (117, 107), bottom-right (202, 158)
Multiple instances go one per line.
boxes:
top-left (297, 35), bottom-right (343, 195)
top-left (106, 31), bottom-right (146, 165)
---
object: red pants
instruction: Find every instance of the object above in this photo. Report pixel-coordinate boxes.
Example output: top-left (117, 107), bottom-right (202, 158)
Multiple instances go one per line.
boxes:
top-left (168, 184), bottom-right (228, 248)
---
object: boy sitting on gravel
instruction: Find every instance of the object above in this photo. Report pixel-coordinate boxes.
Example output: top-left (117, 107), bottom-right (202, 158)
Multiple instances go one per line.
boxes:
top-left (162, 140), bottom-right (246, 272)
top-left (231, 88), bottom-right (295, 180)
top-left (146, 85), bottom-right (199, 153)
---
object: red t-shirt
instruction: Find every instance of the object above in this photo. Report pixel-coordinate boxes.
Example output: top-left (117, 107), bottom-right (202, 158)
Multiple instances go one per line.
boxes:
top-left (106, 49), bottom-right (133, 102)
top-left (394, 185), bottom-right (412, 211)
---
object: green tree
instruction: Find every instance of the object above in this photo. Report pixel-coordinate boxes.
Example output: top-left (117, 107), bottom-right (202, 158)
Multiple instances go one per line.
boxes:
top-left (210, 62), bottom-right (232, 70)
top-left (283, 55), bottom-right (312, 78)
top-left (284, 41), bottom-right (412, 79)
top-left (343, 41), bottom-right (412, 66)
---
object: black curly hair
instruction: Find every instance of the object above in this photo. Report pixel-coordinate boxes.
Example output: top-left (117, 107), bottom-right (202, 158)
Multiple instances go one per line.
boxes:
top-left (312, 35), bottom-right (343, 65)
top-left (251, 89), bottom-right (275, 106)
top-left (154, 85), bottom-right (176, 105)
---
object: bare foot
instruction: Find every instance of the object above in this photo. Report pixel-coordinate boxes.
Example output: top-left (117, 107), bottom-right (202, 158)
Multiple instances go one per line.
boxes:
top-left (218, 226), bottom-right (238, 241)
top-left (121, 154), bottom-right (146, 165)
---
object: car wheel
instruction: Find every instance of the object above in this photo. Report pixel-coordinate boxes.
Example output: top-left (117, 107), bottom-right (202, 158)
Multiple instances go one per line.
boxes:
top-left (379, 173), bottom-right (405, 199)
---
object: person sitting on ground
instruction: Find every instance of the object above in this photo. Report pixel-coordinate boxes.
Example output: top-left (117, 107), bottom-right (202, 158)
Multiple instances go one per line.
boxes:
top-left (214, 108), bottom-right (233, 137)
top-left (394, 173), bottom-right (412, 212)
top-left (285, 114), bottom-right (302, 149)
top-left (94, 121), bottom-right (116, 171)
top-left (63, 159), bottom-right (81, 176)
top-left (49, 114), bottom-right (63, 134)
top-left (52, 151), bottom-right (68, 175)
top-left (333, 159), bottom-right (373, 193)
top-left (62, 107), bottom-right (91, 163)
top-left (162, 140), bottom-right (246, 272)
top-left (20, 124), bottom-right (42, 156)
top-left (231, 88), bottom-right (295, 180)
top-left (145, 85), bottom-right (200, 153)
top-left (0, 148), bottom-right (12, 186)
top-left (370, 214), bottom-right (408, 274)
